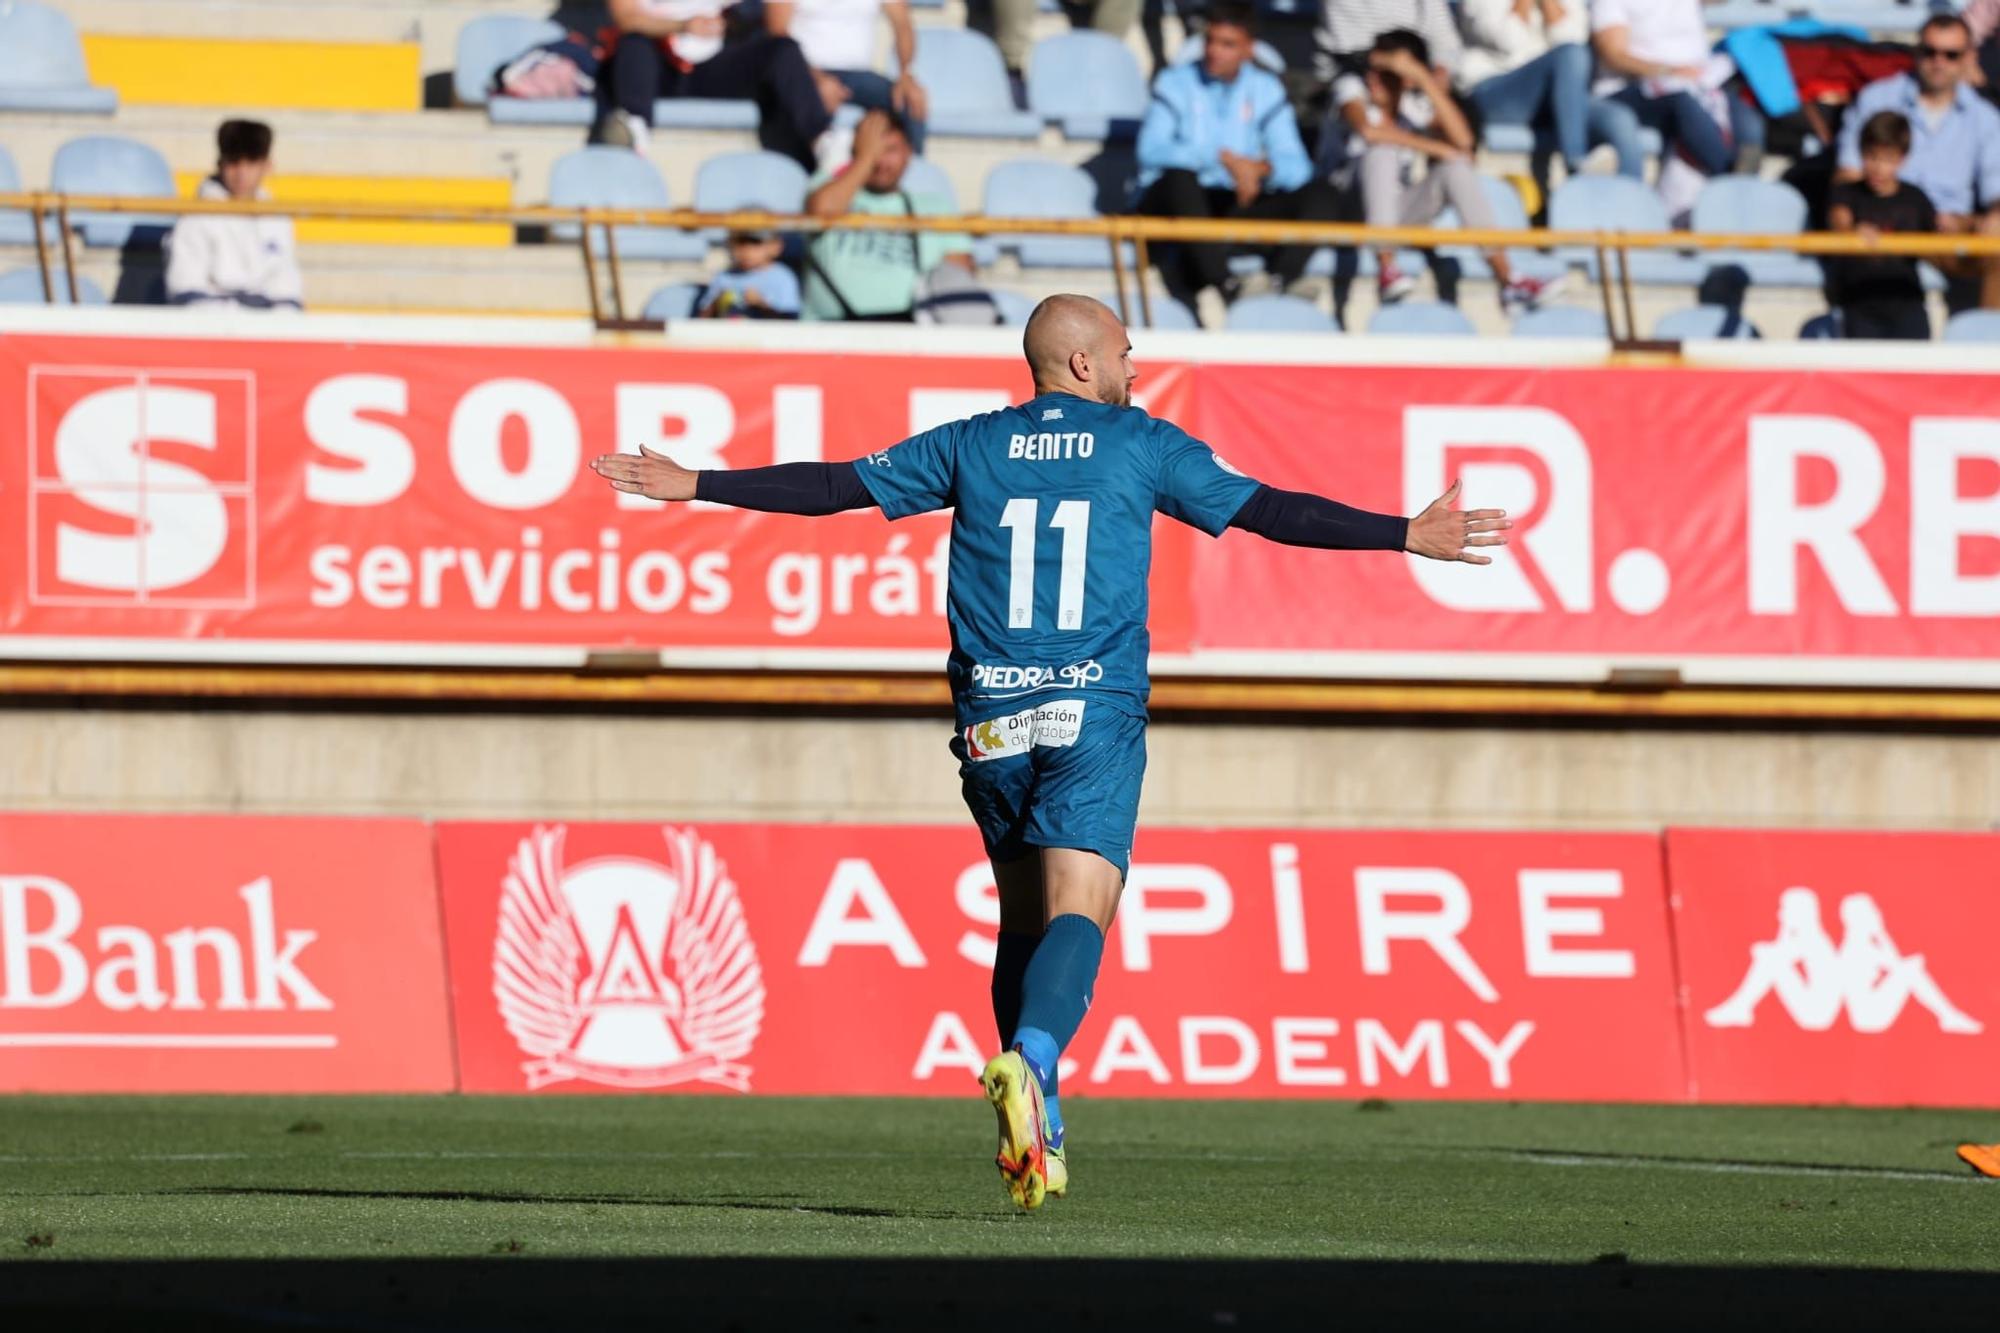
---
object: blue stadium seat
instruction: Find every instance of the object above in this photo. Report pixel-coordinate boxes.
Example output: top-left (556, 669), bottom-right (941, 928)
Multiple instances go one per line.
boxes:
top-left (1481, 122), bottom-right (1663, 157)
top-left (0, 2), bottom-right (117, 113)
top-left (488, 97), bottom-right (593, 126)
top-left (547, 147), bottom-right (706, 261)
top-left (1692, 175), bottom-right (1821, 287)
top-left (1944, 310), bottom-right (2000, 343)
top-left (1225, 294), bottom-right (1340, 333)
top-left (654, 99), bottom-right (761, 131)
top-left (1653, 305), bottom-right (1761, 340)
top-left (1547, 175), bottom-right (1705, 285)
top-left (989, 289), bottom-right (1038, 326)
top-left (1368, 301), bottom-right (1476, 336)
top-left (1511, 305), bottom-right (1609, 338)
top-left (455, 15), bottom-right (564, 107)
top-left (1100, 290), bottom-right (1199, 330)
top-left (982, 158), bottom-right (1123, 268)
top-left (694, 151), bottom-right (809, 239)
top-left (1434, 173), bottom-right (1566, 283)
top-left (899, 156), bottom-right (998, 266)
top-left (51, 136), bottom-right (177, 247)
top-left (893, 31), bottom-right (1041, 139)
top-left (1027, 32), bottom-right (1148, 139)
top-left (0, 145), bottom-right (55, 247)
top-left (1172, 33), bottom-right (1287, 72)
top-left (642, 281), bottom-right (706, 321)
top-left (0, 267), bottom-right (107, 305)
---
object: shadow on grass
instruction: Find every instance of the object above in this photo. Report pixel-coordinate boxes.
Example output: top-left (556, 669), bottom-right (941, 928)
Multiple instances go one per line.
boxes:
top-left (5, 1257), bottom-right (2000, 1331)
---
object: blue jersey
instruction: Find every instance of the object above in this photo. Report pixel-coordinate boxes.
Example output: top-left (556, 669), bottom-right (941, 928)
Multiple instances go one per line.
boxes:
top-left (855, 391), bottom-right (1260, 726)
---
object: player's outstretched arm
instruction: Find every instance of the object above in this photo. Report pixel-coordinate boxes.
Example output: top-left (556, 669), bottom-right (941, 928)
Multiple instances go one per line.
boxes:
top-left (1228, 478), bottom-right (1509, 564)
top-left (589, 444), bottom-right (875, 514)
top-left (1403, 479), bottom-right (1510, 564)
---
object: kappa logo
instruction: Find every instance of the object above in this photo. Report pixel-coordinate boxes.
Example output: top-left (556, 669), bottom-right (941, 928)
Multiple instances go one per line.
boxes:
top-left (493, 824), bottom-right (766, 1090)
top-left (1704, 888), bottom-right (1982, 1036)
top-left (1042, 407), bottom-right (1064, 421)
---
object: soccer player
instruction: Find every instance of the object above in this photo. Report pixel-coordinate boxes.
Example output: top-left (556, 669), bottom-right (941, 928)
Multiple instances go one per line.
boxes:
top-left (590, 294), bottom-right (1509, 1209)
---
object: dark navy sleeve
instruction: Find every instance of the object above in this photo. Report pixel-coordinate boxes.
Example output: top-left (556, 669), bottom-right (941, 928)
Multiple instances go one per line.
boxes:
top-left (1227, 483), bottom-right (1409, 550)
top-left (694, 462), bottom-right (873, 514)
top-left (1152, 418), bottom-right (1262, 537)
top-left (853, 420), bottom-right (959, 518)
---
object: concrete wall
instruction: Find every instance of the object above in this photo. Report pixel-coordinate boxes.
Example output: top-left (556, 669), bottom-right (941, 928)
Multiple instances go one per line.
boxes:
top-left (4, 706), bottom-right (1996, 831)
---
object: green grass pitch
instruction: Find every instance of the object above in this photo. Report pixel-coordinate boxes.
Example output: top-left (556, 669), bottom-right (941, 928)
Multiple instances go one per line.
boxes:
top-left (4, 1094), bottom-right (1999, 1267)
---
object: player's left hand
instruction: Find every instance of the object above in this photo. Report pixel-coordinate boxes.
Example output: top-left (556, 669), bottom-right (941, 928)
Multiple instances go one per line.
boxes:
top-left (1405, 479), bottom-right (1510, 564)
top-left (589, 443), bottom-right (699, 502)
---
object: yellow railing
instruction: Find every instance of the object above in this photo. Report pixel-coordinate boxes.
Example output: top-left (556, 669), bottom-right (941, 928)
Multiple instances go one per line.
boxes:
top-left (8, 189), bottom-right (2000, 338)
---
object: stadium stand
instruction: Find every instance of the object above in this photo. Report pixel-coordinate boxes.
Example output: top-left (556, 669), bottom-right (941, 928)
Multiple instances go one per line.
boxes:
top-left (0, 145), bottom-right (50, 246)
top-left (0, 0), bottom-right (1987, 337)
top-left (692, 150), bottom-right (811, 240)
top-left (1107, 290), bottom-right (1199, 329)
top-left (640, 279), bottom-right (705, 319)
top-left (0, 0), bottom-right (117, 113)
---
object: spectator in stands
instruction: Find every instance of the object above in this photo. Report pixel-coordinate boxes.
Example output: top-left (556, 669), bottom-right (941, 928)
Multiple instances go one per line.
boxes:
top-left (165, 119), bottom-right (303, 311)
top-left (1589, 0), bottom-right (1732, 176)
top-left (1837, 12), bottom-right (2000, 313)
top-left (1460, 0), bottom-right (1643, 179)
top-left (766, 0), bottom-right (927, 153)
top-left (1327, 29), bottom-right (1560, 312)
top-left (1827, 111), bottom-right (1935, 341)
top-left (695, 228), bottom-right (802, 318)
top-left (596, 0), bottom-right (838, 168)
top-left (801, 108), bottom-right (973, 319)
top-left (1315, 0), bottom-right (1461, 87)
top-left (1135, 1), bottom-right (1341, 319)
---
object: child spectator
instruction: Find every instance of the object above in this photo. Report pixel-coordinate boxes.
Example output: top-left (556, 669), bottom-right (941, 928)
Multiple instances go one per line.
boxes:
top-left (695, 229), bottom-right (802, 318)
top-left (165, 119), bottom-right (303, 310)
top-left (1325, 29), bottom-right (1560, 313)
top-left (1828, 110), bottom-right (1937, 340)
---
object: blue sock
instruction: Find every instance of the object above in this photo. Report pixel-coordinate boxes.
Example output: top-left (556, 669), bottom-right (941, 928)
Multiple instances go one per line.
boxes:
top-left (1011, 913), bottom-right (1104, 1150)
top-left (990, 930), bottom-right (1041, 1048)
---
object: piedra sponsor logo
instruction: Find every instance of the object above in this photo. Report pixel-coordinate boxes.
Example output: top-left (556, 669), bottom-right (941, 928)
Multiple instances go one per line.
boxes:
top-left (968, 659), bottom-right (1105, 697)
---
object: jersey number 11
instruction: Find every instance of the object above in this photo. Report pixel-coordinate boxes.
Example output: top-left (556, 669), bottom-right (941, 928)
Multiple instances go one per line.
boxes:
top-left (1000, 497), bottom-right (1090, 631)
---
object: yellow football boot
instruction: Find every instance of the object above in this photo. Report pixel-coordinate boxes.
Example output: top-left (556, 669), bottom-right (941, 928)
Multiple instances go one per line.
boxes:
top-left (1044, 1142), bottom-right (1068, 1199)
top-left (981, 1049), bottom-right (1052, 1210)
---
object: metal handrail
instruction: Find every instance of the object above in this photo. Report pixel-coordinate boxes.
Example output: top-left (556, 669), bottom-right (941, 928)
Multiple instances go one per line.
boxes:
top-left (10, 189), bottom-right (1999, 337)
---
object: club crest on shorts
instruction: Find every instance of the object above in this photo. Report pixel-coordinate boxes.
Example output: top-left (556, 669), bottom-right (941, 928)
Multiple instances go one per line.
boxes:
top-left (493, 824), bottom-right (765, 1090)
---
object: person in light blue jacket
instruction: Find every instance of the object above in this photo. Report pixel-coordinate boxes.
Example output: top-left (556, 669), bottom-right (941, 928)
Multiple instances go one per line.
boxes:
top-left (1135, 0), bottom-right (1341, 315)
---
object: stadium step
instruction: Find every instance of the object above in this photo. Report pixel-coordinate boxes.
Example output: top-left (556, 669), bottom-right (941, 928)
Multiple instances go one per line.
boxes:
top-left (65, 0), bottom-right (546, 75)
top-left (169, 172), bottom-right (514, 247)
top-left (80, 34), bottom-right (423, 113)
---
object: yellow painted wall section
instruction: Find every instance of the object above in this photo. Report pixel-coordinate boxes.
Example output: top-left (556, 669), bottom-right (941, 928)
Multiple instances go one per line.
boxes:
top-left (172, 173), bottom-right (514, 247)
top-left (83, 35), bottom-right (420, 112)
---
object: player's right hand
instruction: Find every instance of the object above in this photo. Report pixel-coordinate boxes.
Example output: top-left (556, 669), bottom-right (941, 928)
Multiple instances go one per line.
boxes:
top-left (1405, 479), bottom-right (1510, 564)
top-left (590, 443), bottom-right (699, 502)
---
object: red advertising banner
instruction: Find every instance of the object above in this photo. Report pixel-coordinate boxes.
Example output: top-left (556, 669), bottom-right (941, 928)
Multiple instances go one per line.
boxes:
top-left (0, 813), bottom-right (455, 1092)
top-left (3, 323), bottom-right (1999, 684)
top-left (1666, 828), bottom-right (2000, 1107)
top-left (436, 821), bottom-right (1682, 1101)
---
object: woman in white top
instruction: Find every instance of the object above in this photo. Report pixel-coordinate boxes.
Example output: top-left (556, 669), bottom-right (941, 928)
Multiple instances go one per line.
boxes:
top-left (766, 0), bottom-right (928, 153)
top-left (1461, 0), bottom-right (1643, 177)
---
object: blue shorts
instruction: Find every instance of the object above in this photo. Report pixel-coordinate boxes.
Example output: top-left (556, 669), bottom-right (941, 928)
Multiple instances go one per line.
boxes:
top-left (950, 699), bottom-right (1147, 878)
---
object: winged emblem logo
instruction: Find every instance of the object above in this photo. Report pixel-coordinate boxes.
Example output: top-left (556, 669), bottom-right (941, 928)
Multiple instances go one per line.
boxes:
top-left (493, 824), bottom-right (765, 1090)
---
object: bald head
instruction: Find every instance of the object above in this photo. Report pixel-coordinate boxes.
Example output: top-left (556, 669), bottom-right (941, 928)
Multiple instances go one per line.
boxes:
top-left (1023, 294), bottom-right (1135, 406)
